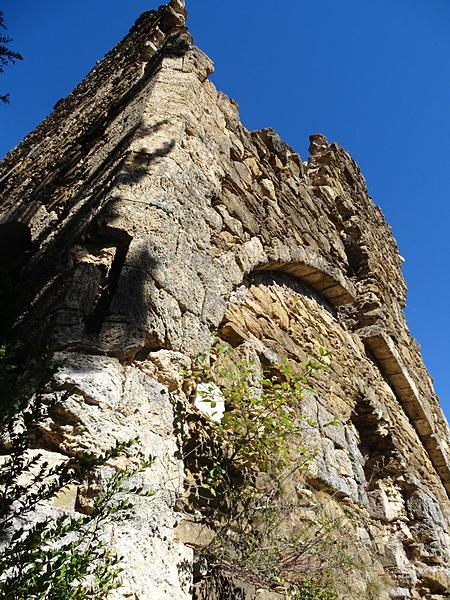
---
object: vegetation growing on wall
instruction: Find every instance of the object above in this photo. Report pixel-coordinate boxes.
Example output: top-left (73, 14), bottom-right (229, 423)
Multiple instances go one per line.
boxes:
top-left (184, 337), bottom-right (344, 599)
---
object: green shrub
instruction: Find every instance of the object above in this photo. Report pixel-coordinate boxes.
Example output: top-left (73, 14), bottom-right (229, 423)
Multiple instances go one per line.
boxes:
top-left (186, 336), bottom-right (341, 599)
top-left (0, 346), bottom-right (152, 599)
top-left (188, 337), bottom-right (333, 496)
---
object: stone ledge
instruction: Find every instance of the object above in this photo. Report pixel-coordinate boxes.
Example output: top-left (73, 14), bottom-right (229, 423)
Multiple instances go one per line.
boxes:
top-left (358, 326), bottom-right (450, 496)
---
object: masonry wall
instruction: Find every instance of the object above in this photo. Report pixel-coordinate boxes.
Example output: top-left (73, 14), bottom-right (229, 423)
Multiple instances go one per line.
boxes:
top-left (0, 1), bottom-right (449, 598)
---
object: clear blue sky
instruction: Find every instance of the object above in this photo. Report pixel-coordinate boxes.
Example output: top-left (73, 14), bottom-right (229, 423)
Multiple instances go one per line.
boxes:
top-left (1, 1), bottom-right (449, 418)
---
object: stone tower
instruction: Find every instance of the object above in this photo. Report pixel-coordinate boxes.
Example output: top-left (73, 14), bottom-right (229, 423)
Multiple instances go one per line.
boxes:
top-left (0, 1), bottom-right (449, 598)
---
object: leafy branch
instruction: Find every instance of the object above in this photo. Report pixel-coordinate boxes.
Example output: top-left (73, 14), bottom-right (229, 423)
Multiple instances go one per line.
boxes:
top-left (0, 345), bottom-right (153, 598)
top-left (0, 11), bottom-right (22, 104)
top-left (184, 336), bottom-right (342, 598)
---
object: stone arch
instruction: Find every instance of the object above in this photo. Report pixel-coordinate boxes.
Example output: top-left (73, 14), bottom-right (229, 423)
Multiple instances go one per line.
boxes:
top-left (221, 260), bottom-right (450, 499)
top-left (235, 238), bottom-right (356, 309)
top-left (254, 261), bottom-right (355, 308)
top-left (216, 267), bottom-right (365, 502)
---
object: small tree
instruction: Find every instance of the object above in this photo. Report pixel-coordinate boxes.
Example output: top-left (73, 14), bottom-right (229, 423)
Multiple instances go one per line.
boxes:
top-left (0, 10), bottom-right (23, 104)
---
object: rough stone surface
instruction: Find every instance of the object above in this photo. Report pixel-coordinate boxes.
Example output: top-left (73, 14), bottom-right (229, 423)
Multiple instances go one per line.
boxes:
top-left (0, 1), bottom-right (449, 598)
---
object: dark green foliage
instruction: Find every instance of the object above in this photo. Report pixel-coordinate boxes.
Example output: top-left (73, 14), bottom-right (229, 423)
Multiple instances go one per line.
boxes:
top-left (0, 10), bottom-right (22, 103)
top-left (0, 346), bottom-right (153, 598)
top-left (0, 444), bottom-right (152, 599)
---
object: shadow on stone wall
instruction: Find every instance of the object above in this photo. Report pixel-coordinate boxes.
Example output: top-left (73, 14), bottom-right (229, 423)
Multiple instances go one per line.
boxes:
top-left (1, 120), bottom-right (175, 358)
top-left (193, 572), bottom-right (248, 600)
top-left (0, 31), bottom-right (190, 354)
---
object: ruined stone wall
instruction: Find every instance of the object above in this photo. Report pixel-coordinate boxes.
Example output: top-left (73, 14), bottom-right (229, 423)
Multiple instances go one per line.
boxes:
top-left (0, 1), bottom-right (449, 598)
